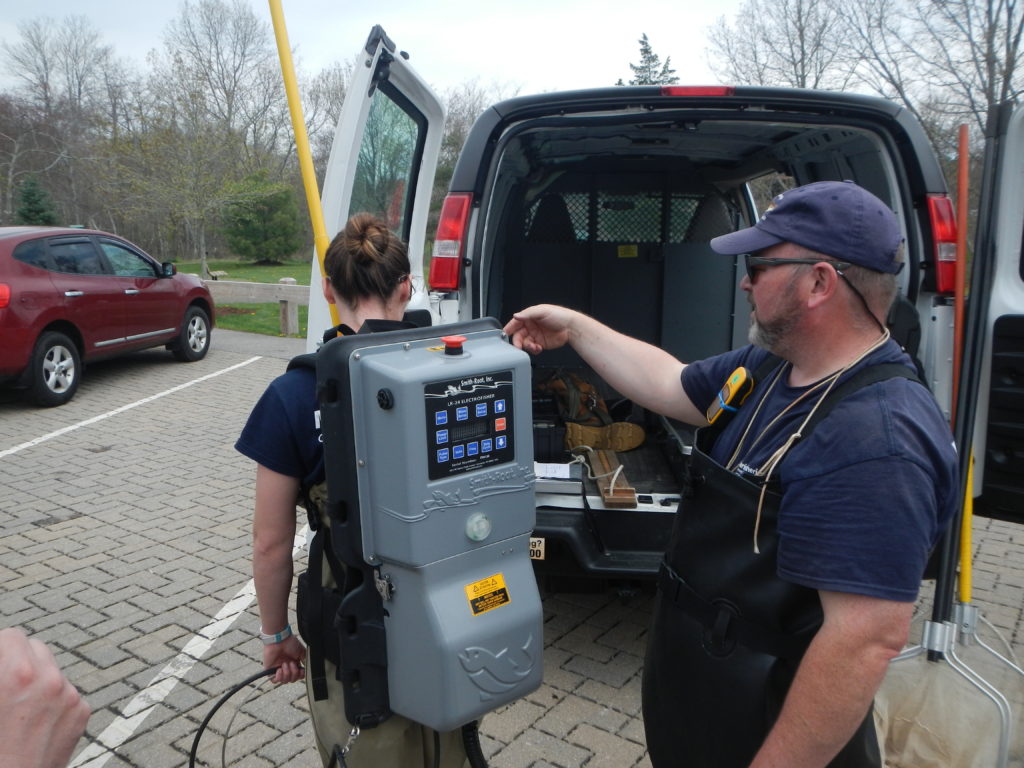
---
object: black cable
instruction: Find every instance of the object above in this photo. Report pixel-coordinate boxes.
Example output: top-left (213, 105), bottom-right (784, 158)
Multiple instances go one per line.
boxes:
top-left (462, 720), bottom-right (489, 768)
top-left (188, 667), bottom-right (278, 768)
top-left (434, 729), bottom-right (441, 768)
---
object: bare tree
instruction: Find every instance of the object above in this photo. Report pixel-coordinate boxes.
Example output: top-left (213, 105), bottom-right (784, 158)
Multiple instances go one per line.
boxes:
top-left (1, 16), bottom-right (122, 224)
top-left (303, 59), bottom-right (353, 181)
top-left (2, 19), bottom-right (57, 115)
top-left (909, 0), bottom-right (1024, 134)
top-left (708, 0), bottom-right (852, 89)
top-left (159, 0), bottom-right (287, 164)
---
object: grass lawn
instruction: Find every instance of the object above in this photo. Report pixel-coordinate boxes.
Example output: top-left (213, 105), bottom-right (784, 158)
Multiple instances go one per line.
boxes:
top-left (176, 259), bottom-right (312, 285)
top-left (176, 259), bottom-right (313, 337)
top-left (215, 303), bottom-right (310, 338)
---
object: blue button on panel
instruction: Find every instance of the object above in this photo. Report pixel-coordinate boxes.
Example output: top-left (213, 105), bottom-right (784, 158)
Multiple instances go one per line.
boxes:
top-left (436, 429), bottom-right (449, 444)
top-left (494, 399), bottom-right (506, 413)
top-left (496, 435), bottom-right (507, 449)
top-left (482, 439), bottom-right (493, 452)
top-left (456, 406), bottom-right (469, 421)
top-left (467, 442), bottom-right (479, 456)
top-left (475, 402), bottom-right (488, 417)
top-left (435, 410), bottom-right (448, 426)
top-left (437, 448), bottom-right (450, 463)
top-left (453, 445), bottom-right (466, 459)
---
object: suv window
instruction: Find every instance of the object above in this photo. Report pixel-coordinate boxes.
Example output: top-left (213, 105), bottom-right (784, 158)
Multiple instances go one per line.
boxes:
top-left (49, 240), bottom-right (106, 275)
top-left (100, 240), bottom-right (158, 277)
top-left (12, 239), bottom-right (51, 269)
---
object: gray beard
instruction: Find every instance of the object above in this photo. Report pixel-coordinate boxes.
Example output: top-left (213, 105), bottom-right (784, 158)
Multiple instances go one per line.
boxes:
top-left (748, 312), bottom-right (798, 353)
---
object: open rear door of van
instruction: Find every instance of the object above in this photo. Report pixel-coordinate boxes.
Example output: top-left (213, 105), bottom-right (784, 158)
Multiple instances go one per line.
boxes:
top-left (306, 26), bottom-right (444, 351)
top-left (963, 102), bottom-right (1024, 524)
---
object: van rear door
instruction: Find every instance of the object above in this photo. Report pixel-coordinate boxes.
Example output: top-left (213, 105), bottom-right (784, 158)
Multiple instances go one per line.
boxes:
top-left (966, 102), bottom-right (1024, 524)
top-left (305, 26), bottom-right (444, 351)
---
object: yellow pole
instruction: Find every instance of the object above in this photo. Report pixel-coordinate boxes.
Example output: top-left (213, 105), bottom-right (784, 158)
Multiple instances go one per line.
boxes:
top-left (958, 453), bottom-right (974, 604)
top-left (268, 0), bottom-right (339, 326)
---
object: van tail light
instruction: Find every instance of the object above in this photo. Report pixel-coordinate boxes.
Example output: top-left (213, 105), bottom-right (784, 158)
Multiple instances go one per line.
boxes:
top-left (0, 284), bottom-right (10, 308)
top-left (660, 86), bottom-right (736, 97)
top-left (429, 193), bottom-right (471, 292)
top-left (927, 194), bottom-right (957, 294)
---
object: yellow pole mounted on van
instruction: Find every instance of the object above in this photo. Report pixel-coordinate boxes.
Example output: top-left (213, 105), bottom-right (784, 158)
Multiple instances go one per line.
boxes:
top-left (268, 0), bottom-right (339, 327)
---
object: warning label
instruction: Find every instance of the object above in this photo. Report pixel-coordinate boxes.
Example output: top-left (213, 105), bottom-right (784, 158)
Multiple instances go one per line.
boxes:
top-left (465, 573), bottom-right (511, 616)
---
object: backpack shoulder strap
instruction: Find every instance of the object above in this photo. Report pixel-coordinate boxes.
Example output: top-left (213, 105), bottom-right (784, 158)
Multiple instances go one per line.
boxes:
top-left (286, 351), bottom-right (318, 372)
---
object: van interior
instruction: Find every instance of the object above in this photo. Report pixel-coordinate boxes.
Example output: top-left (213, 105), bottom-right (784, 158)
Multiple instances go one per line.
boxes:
top-left (473, 114), bottom-right (923, 569)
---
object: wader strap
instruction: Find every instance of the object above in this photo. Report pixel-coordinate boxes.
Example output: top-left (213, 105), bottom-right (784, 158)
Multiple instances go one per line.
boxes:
top-left (307, 529), bottom-right (329, 701)
top-left (658, 562), bottom-right (810, 659)
top-left (796, 363), bottom-right (921, 438)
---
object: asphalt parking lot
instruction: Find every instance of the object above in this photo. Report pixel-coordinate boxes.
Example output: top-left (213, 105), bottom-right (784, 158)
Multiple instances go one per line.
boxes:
top-left (1, 328), bottom-right (1021, 767)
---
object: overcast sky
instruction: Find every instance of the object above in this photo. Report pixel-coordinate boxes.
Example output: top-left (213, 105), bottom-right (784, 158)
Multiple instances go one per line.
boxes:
top-left (0, 0), bottom-right (741, 95)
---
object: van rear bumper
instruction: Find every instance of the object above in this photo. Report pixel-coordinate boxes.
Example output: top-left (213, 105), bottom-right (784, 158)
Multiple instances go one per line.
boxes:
top-left (532, 501), bottom-right (677, 582)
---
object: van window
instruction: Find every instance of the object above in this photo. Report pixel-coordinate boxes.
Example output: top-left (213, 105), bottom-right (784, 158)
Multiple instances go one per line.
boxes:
top-left (349, 81), bottom-right (427, 243)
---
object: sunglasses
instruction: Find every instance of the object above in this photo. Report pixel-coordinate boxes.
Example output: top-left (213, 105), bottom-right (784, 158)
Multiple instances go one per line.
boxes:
top-left (744, 255), bottom-right (852, 282)
top-left (744, 254), bottom-right (886, 333)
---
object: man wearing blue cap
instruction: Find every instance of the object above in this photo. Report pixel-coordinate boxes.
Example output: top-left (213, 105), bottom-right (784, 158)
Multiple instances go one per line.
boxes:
top-left (504, 180), bottom-right (957, 767)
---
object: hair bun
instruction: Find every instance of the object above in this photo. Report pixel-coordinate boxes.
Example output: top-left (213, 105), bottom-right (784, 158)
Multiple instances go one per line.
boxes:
top-left (346, 212), bottom-right (391, 265)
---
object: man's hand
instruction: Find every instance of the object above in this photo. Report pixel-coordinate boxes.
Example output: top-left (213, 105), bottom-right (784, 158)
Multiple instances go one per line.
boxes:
top-left (264, 634), bottom-right (306, 684)
top-left (503, 304), bottom-right (579, 355)
top-left (0, 628), bottom-right (91, 768)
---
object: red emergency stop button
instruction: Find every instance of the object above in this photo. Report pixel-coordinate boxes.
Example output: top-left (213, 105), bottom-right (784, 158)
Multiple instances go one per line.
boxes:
top-left (442, 335), bottom-right (466, 355)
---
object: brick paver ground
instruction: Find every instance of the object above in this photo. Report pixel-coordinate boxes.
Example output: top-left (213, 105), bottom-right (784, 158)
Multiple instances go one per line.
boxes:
top-left (0, 329), bottom-right (1020, 767)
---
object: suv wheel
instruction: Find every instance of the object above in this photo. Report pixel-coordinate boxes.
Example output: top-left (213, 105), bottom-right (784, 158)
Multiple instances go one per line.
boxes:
top-left (29, 331), bottom-right (81, 407)
top-left (171, 306), bottom-right (211, 362)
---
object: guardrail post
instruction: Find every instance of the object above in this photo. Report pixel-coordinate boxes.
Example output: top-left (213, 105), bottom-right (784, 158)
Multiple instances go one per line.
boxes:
top-left (279, 277), bottom-right (299, 335)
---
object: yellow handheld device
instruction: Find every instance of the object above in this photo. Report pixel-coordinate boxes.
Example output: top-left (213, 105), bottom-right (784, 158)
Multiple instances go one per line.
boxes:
top-left (705, 367), bottom-right (755, 425)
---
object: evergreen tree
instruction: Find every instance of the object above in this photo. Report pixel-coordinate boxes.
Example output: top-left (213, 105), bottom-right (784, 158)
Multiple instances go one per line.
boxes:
top-left (220, 171), bottom-right (303, 263)
top-left (617, 33), bottom-right (680, 86)
top-left (14, 176), bottom-right (59, 225)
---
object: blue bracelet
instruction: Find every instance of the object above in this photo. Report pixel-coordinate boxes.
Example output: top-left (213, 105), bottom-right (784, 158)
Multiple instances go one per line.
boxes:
top-left (259, 624), bottom-right (292, 645)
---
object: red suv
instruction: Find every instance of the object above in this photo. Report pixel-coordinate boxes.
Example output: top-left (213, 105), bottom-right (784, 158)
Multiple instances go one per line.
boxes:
top-left (0, 227), bottom-right (215, 406)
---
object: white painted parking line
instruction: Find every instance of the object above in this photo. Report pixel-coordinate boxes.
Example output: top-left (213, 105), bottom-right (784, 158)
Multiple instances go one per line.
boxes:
top-left (69, 525), bottom-right (310, 768)
top-left (0, 357), bottom-right (262, 459)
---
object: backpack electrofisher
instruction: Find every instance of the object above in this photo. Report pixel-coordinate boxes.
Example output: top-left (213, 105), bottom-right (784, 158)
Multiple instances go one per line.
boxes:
top-left (316, 318), bottom-right (543, 732)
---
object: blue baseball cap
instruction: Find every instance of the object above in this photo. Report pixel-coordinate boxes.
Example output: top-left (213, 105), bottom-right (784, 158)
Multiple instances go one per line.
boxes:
top-left (709, 180), bottom-right (904, 274)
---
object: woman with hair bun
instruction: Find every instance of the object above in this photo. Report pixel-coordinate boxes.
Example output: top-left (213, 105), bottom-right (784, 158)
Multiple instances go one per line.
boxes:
top-left (236, 214), bottom-right (471, 767)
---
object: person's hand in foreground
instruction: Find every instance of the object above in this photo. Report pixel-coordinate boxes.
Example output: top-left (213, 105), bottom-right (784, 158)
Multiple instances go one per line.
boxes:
top-left (0, 627), bottom-right (91, 768)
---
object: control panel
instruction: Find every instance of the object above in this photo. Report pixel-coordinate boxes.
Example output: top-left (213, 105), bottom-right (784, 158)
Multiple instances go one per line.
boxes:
top-left (427, 370), bottom-right (515, 480)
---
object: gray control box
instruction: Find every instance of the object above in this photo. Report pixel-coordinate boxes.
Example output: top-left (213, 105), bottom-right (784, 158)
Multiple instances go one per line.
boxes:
top-left (320, 321), bottom-right (543, 731)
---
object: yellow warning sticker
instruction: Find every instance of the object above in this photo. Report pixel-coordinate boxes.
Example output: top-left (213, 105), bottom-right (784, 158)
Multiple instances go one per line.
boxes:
top-left (465, 573), bottom-right (511, 616)
top-left (617, 244), bottom-right (639, 259)
top-left (426, 344), bottom-right (445, 352)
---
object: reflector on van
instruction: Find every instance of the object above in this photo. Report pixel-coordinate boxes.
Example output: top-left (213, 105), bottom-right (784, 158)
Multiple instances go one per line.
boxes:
top-left (927, 194), bottom-right (957, 294)
top-left (660, 86), bottom-right (736, 97)
top-left (430, 193), bottom-right (472, 291)
top-left (0, 284), bottom-right (9, 308)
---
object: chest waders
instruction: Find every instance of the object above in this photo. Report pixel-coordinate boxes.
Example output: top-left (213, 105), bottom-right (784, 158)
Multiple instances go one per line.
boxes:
top-left (642, 361), bottom-right (920, 768)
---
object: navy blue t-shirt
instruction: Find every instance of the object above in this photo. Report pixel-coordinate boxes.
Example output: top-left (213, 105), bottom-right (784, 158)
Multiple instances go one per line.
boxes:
top-left (235, 366), bottom-right (324, 491)
top-left (681, 341), bottom-right (958, 602)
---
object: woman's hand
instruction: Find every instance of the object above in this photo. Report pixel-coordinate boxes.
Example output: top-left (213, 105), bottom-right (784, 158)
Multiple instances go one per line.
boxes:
top-left (263, 634), bottom-right (306, 684)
